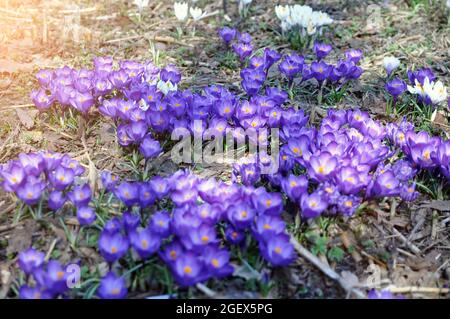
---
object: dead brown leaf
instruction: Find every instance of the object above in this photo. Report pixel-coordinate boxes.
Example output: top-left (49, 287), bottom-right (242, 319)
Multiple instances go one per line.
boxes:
top-left (6, 219), bottom-right (37, 255)
top-left (15, 108), bottom-right (36, 129)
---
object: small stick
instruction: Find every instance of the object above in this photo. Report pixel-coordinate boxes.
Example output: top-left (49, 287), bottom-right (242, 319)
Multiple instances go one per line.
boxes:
top-left (391, 227), bottom-right (422, 255)
top-left (431, 210), bottom-right (438, 240)
top-left (44, 239), bottom-right (58, 262)
top-left (196, 283), bottom-right (217, 298)
top-left (0, 103), bottom-right (35, 110)
top-left (290, 236), bottom-right (366, 299)
top-left (387, 287), bottom-right (449, 294)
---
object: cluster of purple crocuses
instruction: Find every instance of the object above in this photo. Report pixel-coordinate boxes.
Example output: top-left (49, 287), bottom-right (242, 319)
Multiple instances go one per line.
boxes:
top-left (17, 248), bottom-right (72, 299)
top-left (232, 108), bottom-right (450, 219)
top-left (0, 151), bottom-right (97, 224)
top-left (219, 27), bottom-right (363, 90)
top-left (96, 169), bottom-right (295, 295)
top-left (11, 26), bottom-right (449, 299)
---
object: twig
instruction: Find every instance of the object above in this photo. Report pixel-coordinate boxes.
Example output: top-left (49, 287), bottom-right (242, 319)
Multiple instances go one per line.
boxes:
top-left (60, 7), bottom-right (97, 14)
top-left (290, 236), bottom-right (366, 299)
top-left (431, 210), bottom-right (438, 240)
top-left (106, 34), bottom-right (194, 48)
top-left (387, 287), bottom-right (449, 294)
top-left (0, 103), bottom-right (34, 111)
top-left (0, 221), bottom-right (23, 233)
top-left (391, 227), bottom-right (422, 255)
top-left (44, 239), bottom-right (58, 262)
top-left (196, 283), bottom-right (217, 298)
top-left (43, 123), bottom-right (76, 140)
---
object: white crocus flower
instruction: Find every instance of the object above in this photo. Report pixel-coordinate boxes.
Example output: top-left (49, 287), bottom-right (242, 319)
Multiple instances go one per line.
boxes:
top-left (275, 5), bottom-right (290, 21)
top-left (280, 20), bottom-right (291, 32)
top-left (447, 0), bottom-right (450, 9)
top-left (306, 21), bottom-right (317, 35)
top-left (133, 0), bottom-right (149, 10)
top-left (407, 78), bottom-right (427, 98)
top-left (174, 2), bottom-right (189, 21)
top-left (383, 56), bottom-right (400, 76)
top-left (190, 7), bottom-right (205, 21)
top-left (157, 79), bottom-right (178, 95)
top-left (424, 80), bottom-right (448, 105)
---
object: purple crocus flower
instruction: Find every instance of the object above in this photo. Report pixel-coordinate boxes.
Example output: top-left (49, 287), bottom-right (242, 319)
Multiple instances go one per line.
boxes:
top-left (16, 179), bottom-right (45, 205)
top-left (149, 176), bottom-right (170, 199)
top-left (36, 69), bottom-right (54, 87)
top-left (48, 190), bottom-right (66, 211)
top-left (149, 210), bottom-right (171, 238)
top-left (68, 183), bottom-right (92, 207)
top-left (40, 260), bottom-right (69, 295)
top-left (122, 211), bottom-right (141, 233)
top-left (1, 162), bottom-right (25, 191)
top-left (101, 171), bottom-right (119, 192)
top-left (311, 61), bottom-right (331, 83)
top-left (300, 192), bottom-right (328, 219)
top-left (385, 78), bottom-right (407, 99)
top-left (129, 227), bottom-right (161, 259)
top-left (184, 224), bottom-right (218, 251)
top-left (203, 246), bottom-right (234, 278)
top-left (98, 272), bottom-right (127, 299)
top-left (160, 64), bottom-right (181, 84)
top-left (281, 174), bottom-right (308, 201)
top-left (238, 32), bottom-right (252, 44)
top-left (252, 189), bottom-right (283, 215)
top-left (18, 248), bottom-right (45, 275)
top-left (108, 69), bottom-right (130, 88)
top-left (253, 215), bottom-right (286, 242)
top-left (259, 234), bottom-right (295, 266)
top-left (367, 171), bottom-right (400, 198)
top-left (127, 120), bottom-right (148, 142)
top-left (172, 252), bottom-right (204, 286)
top-left (77, 206), bottom-right (96, 225)
top-left (249, 56), bottom-right (265, 70)
top-left (400, 183), bottom-right (419, 202)
top-left (266, 87), bottom-right (288, 105)
top-left (114, 182), bottom-right (139, 207)
top-left (308, 152), bottom-right (338, 182)
top-left (225, 225), bottom-right (245, 244)
top-left (18, 153), bottom-right (44, 175)
top-left (263, 48), bottom-right (281, 70)
top-left (104, 217), bottom-right (123, 234)
top-left (337, 195), bottom-right (361, 216)
top-left (160, 240), bottom-right (184, 264)
top-left (98, 230), bottom-right (129, 263)
top-left (334, 166), bottom-right (364, 195)
top-left (278, 57), bottom-right (302, 80)
top-left (139, 135), bottom-right (162, 159)
top-left (218, 27), bottom-right (237, 45)
top-left (407, 68), bottom-right (436, 86)
top-left (69, 91), bottom-right (94, 114)
top-left (227, 203), bottom-right (255, 230)
top-left (367, 289), bottom-right (404, 299)
top-left (392, 159), bottom-right (416, 182)
top-left (19, 286), bottom-right (52, 299)
top-left (314, 42), bottom-right (332, 60)
top-left (49, 166), bottom-right (75, 190)
top-left (232, 42), bottom-right (253, 61)
top-left (138, 183), bottom-right (155, 208)
top-left (30, 89), bottom-right (53, 111)
top-left (345, 49), bottom-right (363, 63)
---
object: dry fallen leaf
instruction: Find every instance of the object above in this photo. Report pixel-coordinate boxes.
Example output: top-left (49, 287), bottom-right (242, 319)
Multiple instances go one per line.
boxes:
top-left (15, 108), bottom-right (36, 129)
top-left (6, 219), bottom-right (37, 255)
